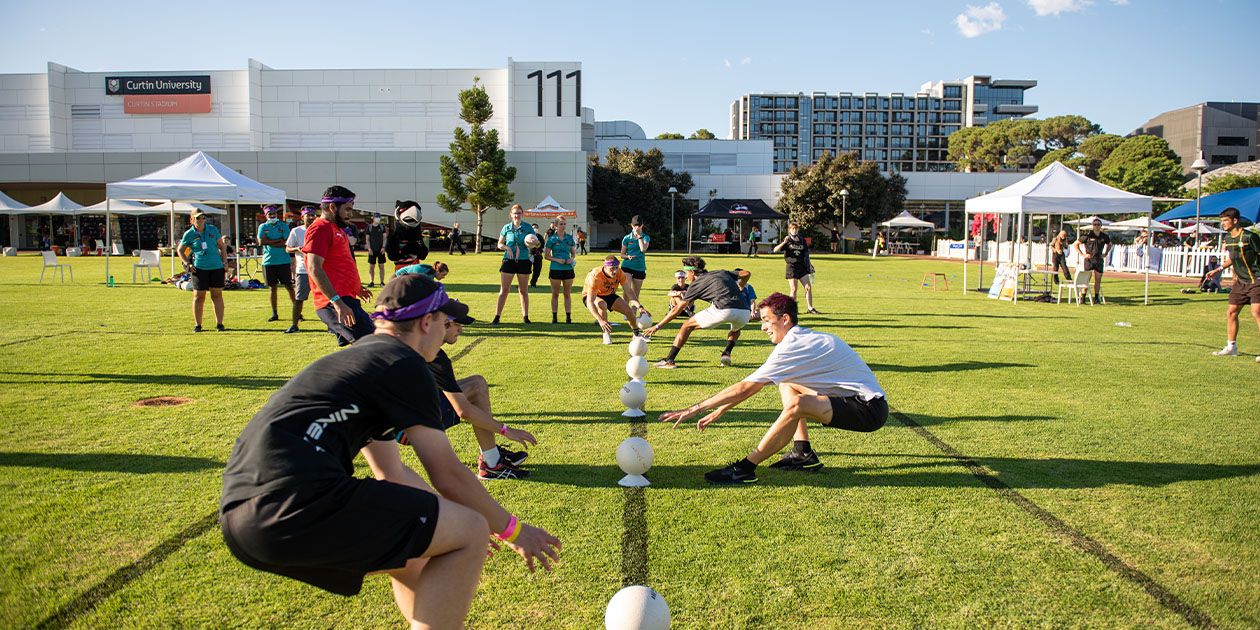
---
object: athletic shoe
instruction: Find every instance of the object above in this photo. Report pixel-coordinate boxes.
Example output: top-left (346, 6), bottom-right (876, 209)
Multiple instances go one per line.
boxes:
top-left (719, 354), bottom-right (732, 367)
top-left (215, 323), bottom-right (226, 332)
top-left (566, 314), bottom-right (572, 323)
top-left (806, 308), bottom-right (821, 315)
top-left (768, 450), bottom-right (823, 471)
top-left (284, 325), bottom-right (299, 334)
top-left (655, 359), bottom-right (677, 369)
top-left (368, 282), bottom-right (376, 288)
top-left (552, 313), bottom-right (559, 323)
top-left (497, 445), bottom-right (529, 467)
top-left (704, 461), bottom-right (758, 485)
top-left (193, 325), bottom-right (202, 333)
top-left (1212, 346), bottom-right (1238, 356)
top-left (523, 316), bottom-right (532, 324)
top-left (267, 314), bottom-right (280, 322)
top-left (478, 460), bottom-right (531, 480)
top-left (602, 332), bottom-right (613, 345)
top-left (491, 316), bottom-right (501, 325)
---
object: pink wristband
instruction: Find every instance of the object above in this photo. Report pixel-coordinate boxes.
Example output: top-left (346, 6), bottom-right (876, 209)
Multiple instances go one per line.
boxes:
top-left (496, 515), bottom-right (519, 542)
top-left (498, 424), bottom-right (509, 436)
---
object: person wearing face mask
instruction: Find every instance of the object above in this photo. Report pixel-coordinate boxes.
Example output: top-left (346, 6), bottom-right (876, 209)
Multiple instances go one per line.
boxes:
top-left (545, 219), bottom-right (577, 323)
top-left (773, 222), bottom-right (819, 314)
top-left (366, 216), bottom-right (388, 287)
top-left (257, 205), bottom-right (296, 325)
top-left (283, 206), bottom-right (318, 334)
top-left (659, 292), bottom-right (887, 485)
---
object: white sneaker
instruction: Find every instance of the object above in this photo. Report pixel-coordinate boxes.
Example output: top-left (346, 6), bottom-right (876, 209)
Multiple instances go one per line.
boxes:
top-left (1212, 345), bottom-right (1238, 356)
top-left (719, 354), bottom-right (731, 367)
top-left (602, 332), bottom-right (613, 345)
top-left (1255, 355), bottom-right (1259, 363)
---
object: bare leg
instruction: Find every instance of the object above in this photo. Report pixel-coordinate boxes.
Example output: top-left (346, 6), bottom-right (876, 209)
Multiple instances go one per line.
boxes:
top-left (1093, 271), bottom-right (1103, 300)
top-left (382, 497), bottom-right (488, 628)
top-left (515, 273), bottom-right (530, 317)
top-left (269, 286), bottom-right (278, 315)
top-left (291, 299), bottom-right (303, 329)
top-left (630, 277), bottom-right (644, 301)
top-left (1226, 304), bottom-right (1242, 343)
top-left (192, 291), bottom-right (206, 327)
top-left (210, 288), bottom-right (225, 325)
top-left (1251, 303), bottom-right (1260, 337)
top-left (787, 278), bottom-right (799, 301)
top-left (747, 383), bottom-right (833, 464)
top-left (610, 298), bottom-right (641, 332)
top-left (494, 272), bottom-right (513, 318)
top-left (562, 278), bottom-right (573, 315)
top-left (550, 279), bottom-right (561, 315)
top-left (458, 375), bottom-right (498, 452)
top-left (802, 279), bottom-right (815, 310)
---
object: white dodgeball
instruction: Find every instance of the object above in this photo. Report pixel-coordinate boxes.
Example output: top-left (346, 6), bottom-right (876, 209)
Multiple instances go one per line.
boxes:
top-left (628, 335), bottom-right (649, 357)
top-left (625, 356), bottom-right (649, 381)
top-left (619, 380), bottom-right (646, 418)
top-left (605, 585), bottom-right (671, 630)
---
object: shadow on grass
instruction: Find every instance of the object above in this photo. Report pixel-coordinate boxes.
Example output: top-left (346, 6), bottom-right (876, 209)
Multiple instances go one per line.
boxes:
top-left (0, 371), bottom-right (288, 390)
top-left (0, 451), bottom-right (222, 474)
top-left (521, 456), bottom-right (1260, 490)
top-left (869, 361), bottom-right (1035, 373)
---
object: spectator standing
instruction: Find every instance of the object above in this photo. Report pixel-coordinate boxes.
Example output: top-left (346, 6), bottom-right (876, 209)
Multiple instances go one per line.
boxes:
top-left (1205, 207), bottom-right (1260, 361)
top-left (493, 204), bottom-right (536, 324)
top-left (257, 205), bottom-right (295, 324)
top-left (283, 206), bottom-right (317, 334)
top-left (1074, 219), bottom-right (1112, 304)
top-left (545, 219), bottom-right (577, 323)
top-left (179, 210), bottom-right (228, 332)
top-left (747, 226), bottom-right (761, 257)
top-left (773, 222), bottom-right (820, 314)
top-left (576, 227), bottom-right (588, 255)
top-left (449, 222), bottom-right (466, 255)
top-left (366, 216), bottom-right (388, 287)
top-left (529, 223), bottom-right (546, 288)
top-left (303, 186), bottom-right (374, 346)
top-left (620, 216), bottom-right (651, 299)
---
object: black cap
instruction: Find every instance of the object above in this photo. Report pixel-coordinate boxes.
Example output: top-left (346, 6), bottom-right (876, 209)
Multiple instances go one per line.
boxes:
top-left (375, 275), bottom-right (475, 325)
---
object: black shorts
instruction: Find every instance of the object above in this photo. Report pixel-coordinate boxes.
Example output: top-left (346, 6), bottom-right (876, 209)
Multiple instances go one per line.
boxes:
top-left (623, 267), bottom-right (646, 280)
top-left (367, 251), bottom-right (386, 265)
top-left (190, 267), bottom-right (225, 291)
top-left (264, 263), bottom-right (292, 287)
top-left (316, 297), bottom-right (375, 346)
top-left (826, 396), bottom-right (888, 432)
top-left (500, 259), bottom-right (532, 275)
top-left (786, 264), bottom-right (812, 280)
top-left (548, 268), bottom-right (576, 281)
top-left (437, 395), bottom-right (461, 431)
top-left (221, 478), bottom-right (440, 596)
top-left (583, 293), bottom-right (620, 310)
top-left (1084, 257), bottom-right (1105, 273)
top-left (1228, 279), bottom-right (1260, 305)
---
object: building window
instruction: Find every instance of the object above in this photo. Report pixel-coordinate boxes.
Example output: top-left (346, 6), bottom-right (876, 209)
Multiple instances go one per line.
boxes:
top-left (1217, 136), bottom-right (1250, 146)
top-left (943, 85), bottom-right (962, 98)
top-left (1210, 154), bottom-right (1238, 165)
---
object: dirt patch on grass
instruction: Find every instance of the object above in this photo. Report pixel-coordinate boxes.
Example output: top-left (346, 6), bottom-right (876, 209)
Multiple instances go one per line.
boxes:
top-left (133, 396), bottom-right (194, 408)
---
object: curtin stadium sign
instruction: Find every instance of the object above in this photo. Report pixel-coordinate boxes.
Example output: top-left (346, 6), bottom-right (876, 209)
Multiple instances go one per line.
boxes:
top-left (105, 75), bottom-right (211, 95)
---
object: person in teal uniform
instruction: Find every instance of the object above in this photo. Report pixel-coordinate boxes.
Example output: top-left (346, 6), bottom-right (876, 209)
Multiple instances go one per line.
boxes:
top-left (545, 218), bottom-right (578, 323)
top-left (179, 210), bottom-right (229, 332)
top-left (493, 204), bottom-right (536, 324)
top-left (256, 205), bottom-right (295, 324)
top-left (620, 215), bottom-right (651, 299)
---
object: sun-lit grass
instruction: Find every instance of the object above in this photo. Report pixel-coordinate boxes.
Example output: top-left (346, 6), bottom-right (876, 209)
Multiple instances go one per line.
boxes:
top-left (1, 251), bottom-right (1257, 628)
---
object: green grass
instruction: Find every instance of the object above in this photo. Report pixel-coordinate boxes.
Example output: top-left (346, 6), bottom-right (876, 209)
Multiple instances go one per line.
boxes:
top-left (1, 251), bottom-right (1257, 628)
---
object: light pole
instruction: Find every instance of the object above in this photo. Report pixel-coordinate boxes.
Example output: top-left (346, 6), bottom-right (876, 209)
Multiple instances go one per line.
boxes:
top-left (668, 186), bottom-right (678, 251)
top-left (1190, 153), bottom-right (1208, 247)
top-left (840, 188), bottom-right (849, 253)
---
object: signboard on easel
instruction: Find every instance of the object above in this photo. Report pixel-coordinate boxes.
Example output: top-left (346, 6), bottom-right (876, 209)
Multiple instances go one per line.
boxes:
top-left (988, 264), bottom-right (1017, 300)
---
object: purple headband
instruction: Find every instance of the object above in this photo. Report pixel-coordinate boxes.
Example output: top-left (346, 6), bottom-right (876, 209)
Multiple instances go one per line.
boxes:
top-left (300, 206), bottom-right (317, 215)
top-left (370, 284), bottom-right (450, 322)
top-left (322, 196), bottom-right (355, 204)
top-left (604, 259), bottom-right (620, 268)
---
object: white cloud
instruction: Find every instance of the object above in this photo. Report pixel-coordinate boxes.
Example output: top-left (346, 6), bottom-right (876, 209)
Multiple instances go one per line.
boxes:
top-left (723, 59), bottom-right (732, 69)
top-left (955, 2), bottom-right (1006, 38)
top-left (921, 28), bottom-right (934, 35)
top-left (740, 57), bottom-right (751, 65)
top-left (1111, 0), bottom-right (1129, 5)
top-left (1027, 0), bottom-right (1092, 16)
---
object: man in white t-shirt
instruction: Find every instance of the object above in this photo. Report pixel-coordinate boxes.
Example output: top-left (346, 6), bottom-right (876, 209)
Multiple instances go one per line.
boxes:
top-left (282, 207), bottom-right (317, 333)
top-left (659, 292), bottom-right (888, 484)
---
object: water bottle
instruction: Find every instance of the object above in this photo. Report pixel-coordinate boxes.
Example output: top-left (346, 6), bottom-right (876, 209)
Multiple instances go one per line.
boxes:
top-left (107, 275), bottom-right (115, 287)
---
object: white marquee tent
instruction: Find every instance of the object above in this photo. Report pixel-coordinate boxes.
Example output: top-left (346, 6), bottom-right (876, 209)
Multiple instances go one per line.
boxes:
top-left (104, 151), bottom-right (286, 281)
top-left (963, 161), bottom-right (1154, 304)
top-left (0, 190), bottom-right (30, 212)
top-left (875, 211), bottom-right (937, 258)
top-left (9, 192), bottom-right (84, 216)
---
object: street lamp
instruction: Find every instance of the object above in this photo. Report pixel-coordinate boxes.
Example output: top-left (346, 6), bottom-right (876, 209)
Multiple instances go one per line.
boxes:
top-left (668, 186), bottom-right (679, 251)
top-left (839, 188), bottom-right (849, 253)
top-left (1190, 153), bottom-right (1208, 246)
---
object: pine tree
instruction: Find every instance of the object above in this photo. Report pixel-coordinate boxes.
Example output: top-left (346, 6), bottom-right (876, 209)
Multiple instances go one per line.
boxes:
top-left (436, 79), bottom-right (517, 253)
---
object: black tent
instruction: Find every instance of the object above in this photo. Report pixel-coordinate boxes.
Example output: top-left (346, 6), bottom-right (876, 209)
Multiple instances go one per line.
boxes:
top-left (690, 198), bottom-right (786, 253)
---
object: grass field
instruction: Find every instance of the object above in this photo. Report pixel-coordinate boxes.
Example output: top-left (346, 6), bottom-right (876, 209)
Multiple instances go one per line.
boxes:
top-left (1, 250), bottom-right (1257, 629)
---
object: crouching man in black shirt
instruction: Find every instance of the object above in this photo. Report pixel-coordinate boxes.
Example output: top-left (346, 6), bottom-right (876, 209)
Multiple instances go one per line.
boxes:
top-left (220, 274), bottom-right (560, 628)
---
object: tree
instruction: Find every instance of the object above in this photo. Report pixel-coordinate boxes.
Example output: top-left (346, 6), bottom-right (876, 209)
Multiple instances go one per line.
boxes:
top-left (1075, 133), bottom-right (1124, 178)
top-left (688, 129), bottom-right (717, 140)
top-left (588, 147), bottom-right (694, 241)
top-left (1039, 115), bottom-right (1098, 150)
top-left (946, 126), bottom-right (995, 172)
top-left (776, 152), bottom-right (906, 229)
top-left (1034, 146), bottom-right (1079, 172)
top-left (947, 114), bottom-right (1104, 172)
top-left (654, 132), bottom-right (685, 140)
top-left (436, 79), bottom-right (516, 253)
top-left (1098, 135), bottom-right (1184, 197)
top-left (1201, 173), bottom-right (1260, 195)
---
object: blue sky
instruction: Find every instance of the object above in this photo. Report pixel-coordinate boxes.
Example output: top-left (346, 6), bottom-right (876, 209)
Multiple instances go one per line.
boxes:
top-left (1, 0), bottom-right (1256, 138)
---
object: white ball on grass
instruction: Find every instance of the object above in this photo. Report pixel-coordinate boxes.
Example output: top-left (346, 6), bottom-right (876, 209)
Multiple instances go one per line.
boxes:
top-left (605, 585), bottom-right (670, 630)
top-left (628, 336), bottom-right (649, 357)
top-left (619, 380), bottom-right (647, 411)
top-left (636, 312), bottom-right (653, 329)
top-left (625, 356), bottom-right (650, 380)
top-left (615, 437), bottom-right (654, 476)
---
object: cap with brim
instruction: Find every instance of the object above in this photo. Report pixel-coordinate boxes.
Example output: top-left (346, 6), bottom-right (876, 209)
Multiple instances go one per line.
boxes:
top-left (192, 211), bottom-right (207, 219)
top-left (373, 275), bottom-right (475, 325)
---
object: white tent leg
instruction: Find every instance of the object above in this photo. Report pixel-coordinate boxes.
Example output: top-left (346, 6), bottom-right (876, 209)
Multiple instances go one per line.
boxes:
top-left (962, 210), bottom-right (969, 295)
top-left (1144, 211), bottom-right (1151, 305)
top-left (169, 204), bottom-right (177, 278)
top-left (104, 200), bottom-right (111, 284)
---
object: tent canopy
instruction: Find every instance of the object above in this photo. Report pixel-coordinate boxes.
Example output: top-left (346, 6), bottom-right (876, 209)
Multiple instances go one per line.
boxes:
top-left (1155, 187), bottom-right (1260, 224)
top-left (965, 162), bottom-right (1152, 215)
top-left (10, 192), bottom-right (85, 215)
top-left (106, 151), bottom-right (285, 203)
top-left (1173, 223), bottom-right (1226, 235)
top-left (79, 200), bottom-right (227, 216)
top-left (0, 190), bottom-right (28, 212)
top-left (525, 195), bottom-right (576, 219)
top-left (879, 211), bottom-right (936, 228)
top-left (694, 198), bottom-right (786, 220)
top-left (1106, 216), bottom-right (1175, 231)
top-left (1065, 216), bottom-right (1114, 225)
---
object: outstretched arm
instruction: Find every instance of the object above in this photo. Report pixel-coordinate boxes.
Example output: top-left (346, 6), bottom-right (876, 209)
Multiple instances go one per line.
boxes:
top-left (659, 380), bottom-right (768, 430)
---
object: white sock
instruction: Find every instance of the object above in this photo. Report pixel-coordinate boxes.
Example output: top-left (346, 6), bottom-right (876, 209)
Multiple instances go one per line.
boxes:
top-left (482, 447), bottom-right (501, 468)
top-left (1226, 341), bottom-right (1237, 348)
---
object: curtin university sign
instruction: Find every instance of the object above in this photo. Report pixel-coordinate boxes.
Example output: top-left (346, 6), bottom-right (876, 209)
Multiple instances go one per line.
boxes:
top-left (105, 75), bottom-right (211, 95)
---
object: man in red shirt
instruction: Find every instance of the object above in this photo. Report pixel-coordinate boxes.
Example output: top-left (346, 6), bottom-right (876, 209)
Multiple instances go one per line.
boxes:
top-left (303, 185), bottom-right (374, 346)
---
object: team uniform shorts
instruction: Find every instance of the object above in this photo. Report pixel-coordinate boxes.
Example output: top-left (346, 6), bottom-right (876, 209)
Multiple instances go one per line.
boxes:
top-left (786, 264), bottom-right (813, 281)
top-left (825, 395), bottom-right (888, 432)
top-left (694, 305), bottom-right (751, 331)
top-left (294, 273), bottom-right (310, 301)
top-left (548, 268), bottom-right (576, 281)
top-left (500, 259), bottom-right (532, 275)
top-left (1083, 257), bottom-right (1105, 273)
top-left (220, 477), bottom-right (440, 596)
top-left (1228, 279), bottom-right (1260, 305)
top-left (264, 263), bottom-right (293, 287)
top-left (623, 267), bottom-right (646, 280)
top-left (583, 293), bottom-right (621, 311)
top-left (190, 267), bottom-right (225, 291)
top-left (367, 251), bottom-right (386, 265)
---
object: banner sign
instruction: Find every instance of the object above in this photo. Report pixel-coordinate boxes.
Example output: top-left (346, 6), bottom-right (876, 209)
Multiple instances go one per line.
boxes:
top-left (728, 204), bottom-right (751, 215)
top-left (106, 75), bottom-right (211, 95)
top-left (123, 94), bottom-right (212, 114)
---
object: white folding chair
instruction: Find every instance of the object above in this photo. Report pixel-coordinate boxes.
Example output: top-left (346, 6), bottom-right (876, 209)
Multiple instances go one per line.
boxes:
top-left (40, 251), bottom-right (73, 284)
top-left (133, 250), bottom-right (161, 283)
top-left (1057, 269), bottom-right (1090, 304)
top-left (93, 239), bottom-right (105, 256)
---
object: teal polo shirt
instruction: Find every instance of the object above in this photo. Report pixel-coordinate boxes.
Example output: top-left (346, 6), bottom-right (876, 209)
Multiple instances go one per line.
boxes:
top-left (500, 222), bottom-right (536, 261)
top-left (256, 220), bottom-right (292, 266)
top-left (181, 224), bottom-right (224, 270)
top-left (546, 233), bottom-right (576, 271)
top-left (621, 232), bottom-right (650, 272)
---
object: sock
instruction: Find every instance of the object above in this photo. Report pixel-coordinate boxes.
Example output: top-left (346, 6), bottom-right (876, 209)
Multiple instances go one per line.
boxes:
top-left (666, 345), bottom-right (682, 362)
top-left (734, 458), bottom-right (757, 473)
top-left (793, 440), bottom-right (812, 455)
top-left (722, 340), bottom-right (736, 355)
top-left (481, 447), bottom-right (501, 468)
top-left (1225, 340), bottom-right (1237, 348)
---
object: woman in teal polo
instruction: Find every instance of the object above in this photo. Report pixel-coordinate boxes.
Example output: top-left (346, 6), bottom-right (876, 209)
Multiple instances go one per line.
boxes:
top-left (545, 218), bottom-right (578, 323)
top-left (178, 210), bottom-right (229, 332)
top-left (619, 215), bottom-right (650, 299)
top-left (493, 204), bottom-right (537, 324)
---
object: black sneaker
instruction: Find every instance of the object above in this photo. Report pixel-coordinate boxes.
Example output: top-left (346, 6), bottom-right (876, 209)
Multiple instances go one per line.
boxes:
top-left (215, 323), bottom-right (226, 332)
top-left (523, 316), bottom-right (532, 324)
top-left (768, 450), bottom-right (823, 471)
top-left (478, 459), bottom-right (530, 480)
top-left (491, 316), bottom-right (501, 325)
top-left (552, 313), bottom-right (559, 323)
top-left (284, 325), bottom-right (299, 334)
top-left (267, 314), bottom-right (280, 322)
top-left (193, 325), bottom-right (202, 333)
top-left (704, 461), bottom-right (758, 485)
top-left (368, 282), bottom-right (376, 288)
top-left (565, 314), bottom-right (572, 323)
top-left (497, 445), bottom-right (529, 467)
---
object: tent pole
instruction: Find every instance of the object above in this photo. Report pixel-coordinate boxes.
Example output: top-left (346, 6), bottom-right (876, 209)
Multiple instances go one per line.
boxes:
top-left (169, 203), bottom-right (177, 278)
top-left (234, 201), bottom-right (240, 267)
top-left (962, 209), bottom-right (968, 295)
top-left (687, 216), bottom-right (693, 254)
top-left (104, 200), bottom-right (111, 283)
top-left (1144, 211), bottom-right (1151, 305)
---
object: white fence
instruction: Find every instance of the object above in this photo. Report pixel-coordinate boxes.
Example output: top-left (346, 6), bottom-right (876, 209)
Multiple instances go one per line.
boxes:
top-left (934, 240), bottom-right (1231, 279)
